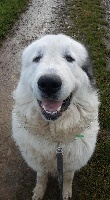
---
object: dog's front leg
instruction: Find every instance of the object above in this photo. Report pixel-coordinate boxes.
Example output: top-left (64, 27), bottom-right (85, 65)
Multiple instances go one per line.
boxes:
top-left (32, 171), bottom-right (48, 200)
top-left (63, 171), bottom-right (74, 200)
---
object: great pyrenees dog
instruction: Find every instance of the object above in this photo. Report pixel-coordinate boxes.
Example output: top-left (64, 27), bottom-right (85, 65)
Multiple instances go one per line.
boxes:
top-left (12, 34), bottom-right (99, 200)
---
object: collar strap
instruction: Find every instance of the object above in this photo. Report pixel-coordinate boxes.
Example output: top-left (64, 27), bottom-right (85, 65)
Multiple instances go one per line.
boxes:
top-left (76, 134), bottom-right (84, 138)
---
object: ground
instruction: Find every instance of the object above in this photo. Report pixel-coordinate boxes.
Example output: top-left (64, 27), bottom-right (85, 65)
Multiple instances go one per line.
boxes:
top-left (0, 1), bottom-right (64, 199)
top-left (0, 0), bottom-right (109, 200)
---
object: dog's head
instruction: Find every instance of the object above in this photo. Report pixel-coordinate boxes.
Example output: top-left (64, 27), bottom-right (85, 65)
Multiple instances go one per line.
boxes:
top-left (21, 34), bottom-right (95, 121)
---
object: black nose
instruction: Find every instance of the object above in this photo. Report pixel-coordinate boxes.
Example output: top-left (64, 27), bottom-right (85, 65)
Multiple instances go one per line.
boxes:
top-left (38, 75), bottom-right (62, 95)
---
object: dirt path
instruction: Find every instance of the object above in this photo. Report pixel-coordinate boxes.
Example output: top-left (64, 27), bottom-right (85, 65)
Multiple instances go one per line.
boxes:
top-left (0, 1), bottom-right (63, 199)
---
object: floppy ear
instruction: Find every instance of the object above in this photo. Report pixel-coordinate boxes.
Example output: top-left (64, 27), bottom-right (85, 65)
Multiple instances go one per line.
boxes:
top-left (82, 56), bottom-right (96, 87)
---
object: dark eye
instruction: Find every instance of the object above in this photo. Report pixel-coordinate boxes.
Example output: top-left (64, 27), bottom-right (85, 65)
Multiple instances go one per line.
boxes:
top-left (33, 55), bottom-right (42, 63)
top-left (65, 55), bottom-right (75, 62)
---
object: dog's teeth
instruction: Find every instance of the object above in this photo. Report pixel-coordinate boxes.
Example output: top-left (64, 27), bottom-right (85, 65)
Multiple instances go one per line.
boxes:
top-left (46, 110), bottom-right (51, 114)
top-left (42, 105), bottom-right (46, 110)
top-left (57, 106), bottom-right (61, 111)
top-left (52, 111), bottom-right (57, 114)
top-left (42, 105), bottom-right (61, 114)
top-left (46, 111), bottom-right (57, 115)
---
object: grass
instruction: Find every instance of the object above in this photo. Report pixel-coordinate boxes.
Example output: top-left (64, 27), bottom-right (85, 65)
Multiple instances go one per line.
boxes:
top-left (61, 0), bottom-right (110, 130)
top-left (0, 0), bottom-right (28, 43)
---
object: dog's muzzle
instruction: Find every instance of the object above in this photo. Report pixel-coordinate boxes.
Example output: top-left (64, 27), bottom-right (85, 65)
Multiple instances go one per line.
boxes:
top-left (37, 75), bottom-right (72, 120)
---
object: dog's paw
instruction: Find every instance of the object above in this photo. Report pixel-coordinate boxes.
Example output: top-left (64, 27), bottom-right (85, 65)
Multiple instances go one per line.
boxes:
top-left (63, 191), bottom-right (72, 200)
top-left (32, 173), bottom-right (47, 200)
top-left (63, 185), bottom-right (72, 200)
top-left (32, 193), bottom-right (41, 200)
top-left (63, 171), bottom-right (74, 199)
top-left (32, 185), bottom-right (44, 200)
top-left (32, 192), bottom-right (42, 200)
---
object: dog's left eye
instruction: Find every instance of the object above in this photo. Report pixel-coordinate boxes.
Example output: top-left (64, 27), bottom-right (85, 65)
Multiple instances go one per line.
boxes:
top-left (65, 55), bottom-right (75, 62)
top-left (33, 55), bottom-right (42, 63)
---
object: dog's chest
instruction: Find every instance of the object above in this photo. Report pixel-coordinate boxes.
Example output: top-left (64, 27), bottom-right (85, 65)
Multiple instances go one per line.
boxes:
top-left (31, 138), bottom-right (77, 173)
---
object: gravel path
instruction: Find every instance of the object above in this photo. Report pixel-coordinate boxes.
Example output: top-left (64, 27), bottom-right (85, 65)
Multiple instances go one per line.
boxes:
top-left (0, 1), bottom-right (63, 199)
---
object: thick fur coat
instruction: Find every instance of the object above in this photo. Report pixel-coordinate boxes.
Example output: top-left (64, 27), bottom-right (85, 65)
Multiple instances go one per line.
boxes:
top-left (12, 34), bottom-right (99, 200)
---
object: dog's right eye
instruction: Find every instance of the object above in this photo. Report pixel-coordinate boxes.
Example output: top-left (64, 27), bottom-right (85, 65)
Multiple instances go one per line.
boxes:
top-left (33, 55), bottom-right (42, 63)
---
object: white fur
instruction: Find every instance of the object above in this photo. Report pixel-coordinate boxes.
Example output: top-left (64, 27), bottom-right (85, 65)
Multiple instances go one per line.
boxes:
top-left (12, 34), bottom-right (99, 200)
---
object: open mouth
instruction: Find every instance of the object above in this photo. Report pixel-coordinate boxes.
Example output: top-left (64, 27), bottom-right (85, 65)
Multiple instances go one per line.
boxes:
top-left (37, 93), bottom-right (72, 121)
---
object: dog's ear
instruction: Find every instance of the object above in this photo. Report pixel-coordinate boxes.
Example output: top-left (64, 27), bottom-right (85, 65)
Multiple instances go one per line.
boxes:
top-left (21, 41), bottom-right (37, 69)
top-left (82, 56), bottom-right (96, 87)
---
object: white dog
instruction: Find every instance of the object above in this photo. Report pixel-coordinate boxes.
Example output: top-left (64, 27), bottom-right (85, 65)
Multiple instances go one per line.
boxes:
top-left (12, 34), bottom-right (99, 200)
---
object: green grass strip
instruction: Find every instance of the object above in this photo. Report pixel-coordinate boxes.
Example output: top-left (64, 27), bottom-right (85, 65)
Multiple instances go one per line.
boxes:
top-left (0, 0), bottom-right (28, 41)
top-left (62, 0), bottom-right (110, 130)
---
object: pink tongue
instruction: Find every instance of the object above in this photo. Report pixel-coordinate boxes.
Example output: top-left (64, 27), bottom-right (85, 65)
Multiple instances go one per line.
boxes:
top-left (41, 99), bottom-right (63, 112)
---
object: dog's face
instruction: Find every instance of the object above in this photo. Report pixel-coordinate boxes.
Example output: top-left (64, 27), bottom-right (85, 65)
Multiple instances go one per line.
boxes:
top-left (21, 34), bottom-right (95, 121)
